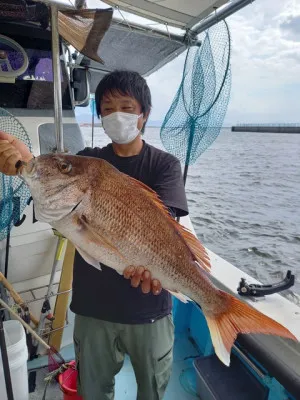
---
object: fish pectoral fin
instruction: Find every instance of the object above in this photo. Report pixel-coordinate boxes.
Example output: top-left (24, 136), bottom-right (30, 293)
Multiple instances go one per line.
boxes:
top-left (204, 293), bottom-right (298, 367)
top-left (167, 290), bottom-right (192, 304)
top-left (75, 245), bottom-right (101, 270)
top-left (76, 215), bottom-right (127, 262)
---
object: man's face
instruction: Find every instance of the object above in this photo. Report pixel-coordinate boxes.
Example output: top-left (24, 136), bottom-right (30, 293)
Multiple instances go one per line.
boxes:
top-left (100, 90), bottom-right (147, 131)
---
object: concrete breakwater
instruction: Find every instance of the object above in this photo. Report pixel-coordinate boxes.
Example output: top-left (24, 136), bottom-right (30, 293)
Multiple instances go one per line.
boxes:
top-left (231, 125), bottom-right (300, 133)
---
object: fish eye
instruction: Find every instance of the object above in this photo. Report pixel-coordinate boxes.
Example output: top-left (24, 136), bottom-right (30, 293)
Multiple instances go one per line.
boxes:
top-left (59, 161), bottom-right (72, 173)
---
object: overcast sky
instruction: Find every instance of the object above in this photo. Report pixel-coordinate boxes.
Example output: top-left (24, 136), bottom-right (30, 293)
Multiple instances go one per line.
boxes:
top-left (78, 0), bottom-right (300, 125)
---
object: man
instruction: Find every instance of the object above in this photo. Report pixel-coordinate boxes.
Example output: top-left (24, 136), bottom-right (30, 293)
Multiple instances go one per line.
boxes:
top-left (0, 70), bottom-right (189, 399)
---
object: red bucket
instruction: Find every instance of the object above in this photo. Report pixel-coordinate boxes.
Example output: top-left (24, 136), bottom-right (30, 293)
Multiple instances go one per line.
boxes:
top-left (58, 361), bottom-right (83, 400)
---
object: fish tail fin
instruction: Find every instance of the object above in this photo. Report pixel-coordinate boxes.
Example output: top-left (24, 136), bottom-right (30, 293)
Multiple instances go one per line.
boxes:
top-left (204, 293), bottom-right (298, 366)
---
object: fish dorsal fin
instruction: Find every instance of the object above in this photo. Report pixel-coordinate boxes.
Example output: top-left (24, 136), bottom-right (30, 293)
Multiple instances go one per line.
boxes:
top-left (129, 177), bottom-right (211, 273)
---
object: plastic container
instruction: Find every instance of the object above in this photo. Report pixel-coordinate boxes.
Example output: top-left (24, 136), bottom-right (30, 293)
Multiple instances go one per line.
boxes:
top-left (58, 360), bottom-right (83, 400)
top-left (0, 320), bottom-right (29, 400)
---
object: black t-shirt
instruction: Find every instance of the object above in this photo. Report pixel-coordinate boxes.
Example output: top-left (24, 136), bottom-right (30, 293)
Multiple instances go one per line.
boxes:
top-left (69, 140), bottom-right (189, 324)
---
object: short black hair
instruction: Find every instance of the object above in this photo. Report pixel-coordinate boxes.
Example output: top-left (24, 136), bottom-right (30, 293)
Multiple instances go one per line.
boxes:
top-left (95, 70), bottom-right (152, 119)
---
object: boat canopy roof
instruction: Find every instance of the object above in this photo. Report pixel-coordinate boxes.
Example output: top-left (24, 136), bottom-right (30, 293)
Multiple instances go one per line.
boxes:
top-left (79, 19), bottom-right (189, 92)
top-left (31, 0), bottom-right (230, 30)
top-left (79, 0), bottom-right (233, 89)
top-left (102, 0), bottom-right (229, 30)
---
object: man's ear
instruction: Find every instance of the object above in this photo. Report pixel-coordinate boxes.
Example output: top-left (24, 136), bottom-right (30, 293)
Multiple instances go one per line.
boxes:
top-left (141, 112), bottom-right (150, 134)
top-left (141, 113), bottom-right (149, 135)
top-left (144, 111), bottom-right (150, 122)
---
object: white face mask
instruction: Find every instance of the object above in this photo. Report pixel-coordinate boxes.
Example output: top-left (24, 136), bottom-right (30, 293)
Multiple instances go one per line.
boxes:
top-left (101, 112), bottom-right (143, 144)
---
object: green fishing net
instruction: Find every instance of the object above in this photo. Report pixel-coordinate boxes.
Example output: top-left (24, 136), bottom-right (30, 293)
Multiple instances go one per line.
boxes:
top-left (160, 20), bottom-right (231, 168)
top-left (0, 108), bottom-right (32, 241)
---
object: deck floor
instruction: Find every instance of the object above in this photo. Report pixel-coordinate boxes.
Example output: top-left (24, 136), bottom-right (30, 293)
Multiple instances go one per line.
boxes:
top-left (29, 333), bottom-right (200, 400)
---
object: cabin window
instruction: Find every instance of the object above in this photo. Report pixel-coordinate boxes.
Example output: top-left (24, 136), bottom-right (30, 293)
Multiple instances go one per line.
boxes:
top-left (0, 45), bottom-right (72, 110)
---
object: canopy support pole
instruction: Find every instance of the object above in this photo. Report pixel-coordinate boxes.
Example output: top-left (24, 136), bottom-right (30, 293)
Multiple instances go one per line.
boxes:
top-left (50, 4), bottom-right (64, 153)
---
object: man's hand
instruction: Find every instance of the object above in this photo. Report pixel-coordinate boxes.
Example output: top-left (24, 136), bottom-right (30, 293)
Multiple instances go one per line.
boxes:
top-left (123, 266), bottom-right (162, 295)
top-left (0, 131), bottom-right (33, 176)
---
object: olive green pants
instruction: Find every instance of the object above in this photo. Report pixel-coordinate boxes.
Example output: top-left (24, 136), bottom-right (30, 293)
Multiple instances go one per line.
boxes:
top-left (73, 314), bottom-right (174, 400)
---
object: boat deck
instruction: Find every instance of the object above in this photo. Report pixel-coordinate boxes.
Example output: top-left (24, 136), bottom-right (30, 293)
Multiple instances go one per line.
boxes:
top-left (29, 332), bottom-right (200, 400)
